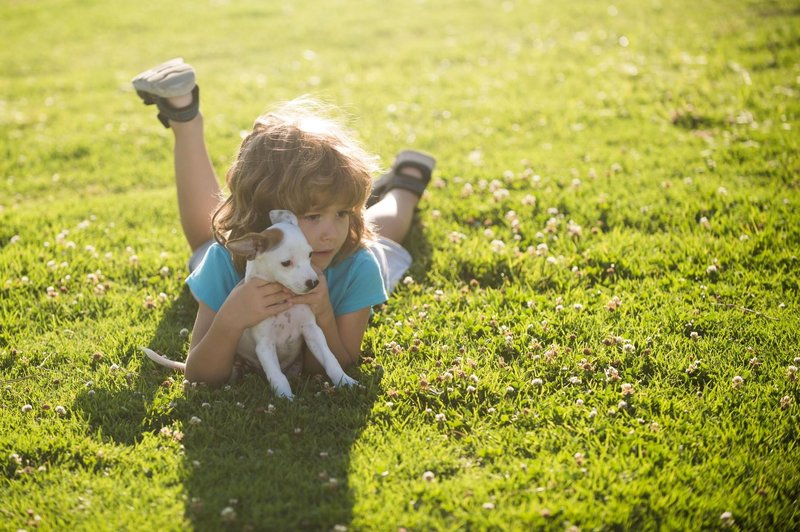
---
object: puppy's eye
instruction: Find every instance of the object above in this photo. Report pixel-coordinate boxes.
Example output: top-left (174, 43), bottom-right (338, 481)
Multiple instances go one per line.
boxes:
top-left (281, 260), bottom-right (292, 267)
top-left (308, 252), bottom-right (313, 258)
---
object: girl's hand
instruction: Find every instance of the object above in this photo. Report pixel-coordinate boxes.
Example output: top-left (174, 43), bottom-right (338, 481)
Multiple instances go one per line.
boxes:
top-left (217, 278), bottom-right (293, 331)
top-left (288, 266), bottom-right (335, 323)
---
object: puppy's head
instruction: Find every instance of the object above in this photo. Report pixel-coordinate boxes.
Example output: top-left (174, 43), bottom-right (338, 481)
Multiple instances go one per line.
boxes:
top-left (226, 221), bottom-right (319, 295)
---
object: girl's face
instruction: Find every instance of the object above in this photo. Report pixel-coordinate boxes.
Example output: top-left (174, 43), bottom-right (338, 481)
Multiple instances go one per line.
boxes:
top-left (297, 203), bottom-right (352, 270)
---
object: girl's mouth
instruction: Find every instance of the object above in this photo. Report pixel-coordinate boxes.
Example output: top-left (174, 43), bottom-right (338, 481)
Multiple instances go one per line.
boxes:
top-left (313, 249), bottom-right (334, 258)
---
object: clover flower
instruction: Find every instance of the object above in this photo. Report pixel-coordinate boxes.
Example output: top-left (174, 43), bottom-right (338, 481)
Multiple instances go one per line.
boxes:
top-left (780, 396), bottom-right (793, 410)
top-left (567, 220), bottom-right (582, 238)
top-left (720, 511), bottom-right (735, 528)
top-left (605, 296), bottom-right (622, 311)
top-left (220, 507), bottom-right (237, 522)
top-left (732, 375), bottom-right (744, 388)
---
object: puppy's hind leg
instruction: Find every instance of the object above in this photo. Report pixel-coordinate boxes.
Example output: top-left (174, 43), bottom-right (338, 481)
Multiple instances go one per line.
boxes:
top-left (255, 339), bottom-right (294, 400)
top-left (301, 323), bottom-right (358, 388)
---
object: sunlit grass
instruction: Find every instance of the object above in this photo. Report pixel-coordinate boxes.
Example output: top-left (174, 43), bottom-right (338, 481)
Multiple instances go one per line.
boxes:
top-left (2, 0), bottom-right (799, 529)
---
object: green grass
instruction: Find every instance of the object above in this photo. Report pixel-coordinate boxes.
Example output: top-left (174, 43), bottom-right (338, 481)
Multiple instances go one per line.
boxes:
top-left (2, 0), bottom-right (799, 529)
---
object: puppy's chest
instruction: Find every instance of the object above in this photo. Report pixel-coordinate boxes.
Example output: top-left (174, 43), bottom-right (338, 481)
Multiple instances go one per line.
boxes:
top-left (250, 305), bottom-right (314, 357)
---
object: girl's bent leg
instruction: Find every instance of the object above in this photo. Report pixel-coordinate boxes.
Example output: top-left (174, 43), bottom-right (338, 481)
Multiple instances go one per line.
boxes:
top-left (171, 113), bottom-right (221, 251)
top-left (365, 167), bottom-right (423, 245)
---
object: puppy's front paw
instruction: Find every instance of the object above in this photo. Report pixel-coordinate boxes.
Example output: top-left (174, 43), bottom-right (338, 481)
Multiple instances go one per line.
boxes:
top-left (335, 374), bottom-right (358, 388)
top-left (271, 386), bottom-right (294, 401)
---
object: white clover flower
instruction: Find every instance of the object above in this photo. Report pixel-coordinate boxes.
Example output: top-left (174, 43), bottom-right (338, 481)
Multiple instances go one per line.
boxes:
top-left (720, 511), bottom-right (735, 528)
top-left (482, 502), bottom-right (495, 510)
top-left (22, 404), bottom-right (33, 413)
top-left (402, 276), bottom-right (414, 286)
top-left (622, 342), bottom-right (635, 354)
top-left (435, 413), bottom-right (447, 422)
top-left (422, 471), bottom-right (435, 482)
top-left (493, 188), bottom-right (510, 202)
top-left (621, 383), bottom-right (634, 396)
top-left (461, 183), bottom-right (474, 197)
top-left (55, 405), bottom-right (67, 416)
top-left (490, 239), bottom-right (506, 253)
top-left (531, 378), bottom-right (543, 386)
top-left (189, 416), bottom-right (202, 425)
top-left (220, 507), bottom-right (237, 522)
top-left (732, 375), bottom-right (744, 388)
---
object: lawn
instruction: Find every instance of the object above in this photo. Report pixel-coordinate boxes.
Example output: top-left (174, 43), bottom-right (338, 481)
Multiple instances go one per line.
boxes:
top-left (2, 0), bottom-right (799, 529)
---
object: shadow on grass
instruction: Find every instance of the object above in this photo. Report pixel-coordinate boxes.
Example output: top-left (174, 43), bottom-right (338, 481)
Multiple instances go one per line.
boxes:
top-left (177, 371), bottom-right (381, 530)
top-left (119, 286), bottom-right (382, 529)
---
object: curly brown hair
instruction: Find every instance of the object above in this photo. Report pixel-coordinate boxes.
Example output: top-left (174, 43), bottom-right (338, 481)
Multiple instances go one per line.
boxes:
top-left (211, 98), bottom-right (379, 273)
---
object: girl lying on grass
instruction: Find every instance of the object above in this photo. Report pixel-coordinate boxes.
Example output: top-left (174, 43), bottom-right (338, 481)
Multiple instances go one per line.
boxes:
top-left (132, 58), bottom-right (435, 386)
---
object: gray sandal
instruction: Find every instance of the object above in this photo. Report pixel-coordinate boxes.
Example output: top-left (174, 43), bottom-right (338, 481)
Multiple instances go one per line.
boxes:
top-left (132, 58), bottom-right (199, 128)
top-left (367, 150), bottom-right (436, 208)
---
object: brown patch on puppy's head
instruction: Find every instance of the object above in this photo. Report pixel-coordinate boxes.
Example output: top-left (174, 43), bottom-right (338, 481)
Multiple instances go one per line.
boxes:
top-left (225, 227), bottom-right (284, 261)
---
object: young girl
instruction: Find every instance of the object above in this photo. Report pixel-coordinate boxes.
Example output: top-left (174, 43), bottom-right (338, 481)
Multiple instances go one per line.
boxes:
top-left (132, 58), bottom-right (435, 387)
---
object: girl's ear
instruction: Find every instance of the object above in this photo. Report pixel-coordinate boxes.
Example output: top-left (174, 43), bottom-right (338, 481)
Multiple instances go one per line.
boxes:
top-left (269, 210), bottom-right (298, 226)
top-left (226, 229), bottom-right (284, 261)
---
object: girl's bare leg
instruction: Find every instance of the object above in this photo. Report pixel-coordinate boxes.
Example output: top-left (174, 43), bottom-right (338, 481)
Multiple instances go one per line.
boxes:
top-left (365, 167), bottom-right (423, 245)
top-left (166, 99), bottom-right (220, 251)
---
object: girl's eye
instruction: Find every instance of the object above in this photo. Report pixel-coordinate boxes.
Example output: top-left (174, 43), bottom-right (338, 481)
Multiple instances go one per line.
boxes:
top-left (337, 210), bottom-right (352, 218)
top-left (281, 260), bottom-right (292, 267)
top-left (304, 214), bottom-right (320, 221)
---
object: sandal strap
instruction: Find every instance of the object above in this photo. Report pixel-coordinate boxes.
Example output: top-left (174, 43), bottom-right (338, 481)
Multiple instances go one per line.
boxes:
top-left (137, 86), bottom-right (200, 128)
top-left (394, 150), bottom-right (435, 176)
top-left (367, 150), bottom-right (436, 207)
top-left (385, 172), bottom-right (429, 197)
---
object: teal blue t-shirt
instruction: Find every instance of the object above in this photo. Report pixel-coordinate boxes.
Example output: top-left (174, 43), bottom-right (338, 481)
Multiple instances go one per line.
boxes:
top-left (186, 243), bottom-right (387, 316)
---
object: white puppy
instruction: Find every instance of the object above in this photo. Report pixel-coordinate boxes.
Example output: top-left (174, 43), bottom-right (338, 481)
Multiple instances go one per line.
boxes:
top-left (142, 210), bottom-right (358, 400)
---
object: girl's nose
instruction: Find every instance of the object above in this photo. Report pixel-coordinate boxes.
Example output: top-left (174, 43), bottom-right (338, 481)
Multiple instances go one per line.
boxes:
top-left (318, 222), bottom-right (334, 240)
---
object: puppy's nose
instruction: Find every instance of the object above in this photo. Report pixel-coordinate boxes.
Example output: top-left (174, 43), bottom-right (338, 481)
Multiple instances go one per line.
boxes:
top-left (306, 279), bottom-right (319, 290)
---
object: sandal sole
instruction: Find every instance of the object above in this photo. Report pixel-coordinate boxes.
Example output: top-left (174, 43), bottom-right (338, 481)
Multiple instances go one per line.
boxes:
top-left (132, 58), bottom-right (196, 99)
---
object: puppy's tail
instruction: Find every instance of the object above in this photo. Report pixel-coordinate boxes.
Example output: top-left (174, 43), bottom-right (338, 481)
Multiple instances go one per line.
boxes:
top-left (140, 347), bottom-right (186, 372)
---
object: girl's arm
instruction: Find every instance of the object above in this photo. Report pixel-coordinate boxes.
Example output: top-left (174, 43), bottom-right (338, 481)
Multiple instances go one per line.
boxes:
top-left (185, 278), bottom-right (293, 386)
top-left (184, 301), bottom-right (242, 386)
top-left (290, 273), bottom-right (370, 370)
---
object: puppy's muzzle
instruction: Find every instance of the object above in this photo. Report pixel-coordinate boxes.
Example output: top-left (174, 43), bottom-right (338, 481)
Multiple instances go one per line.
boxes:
top-left (306, 279), bottom-right (319, 290)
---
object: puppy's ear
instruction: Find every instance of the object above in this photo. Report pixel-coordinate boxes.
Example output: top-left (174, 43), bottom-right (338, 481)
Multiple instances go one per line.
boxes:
top-left (269, 210), bottom-right (298, 226)
top-left (226, 229), bottom-right (283, 260)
